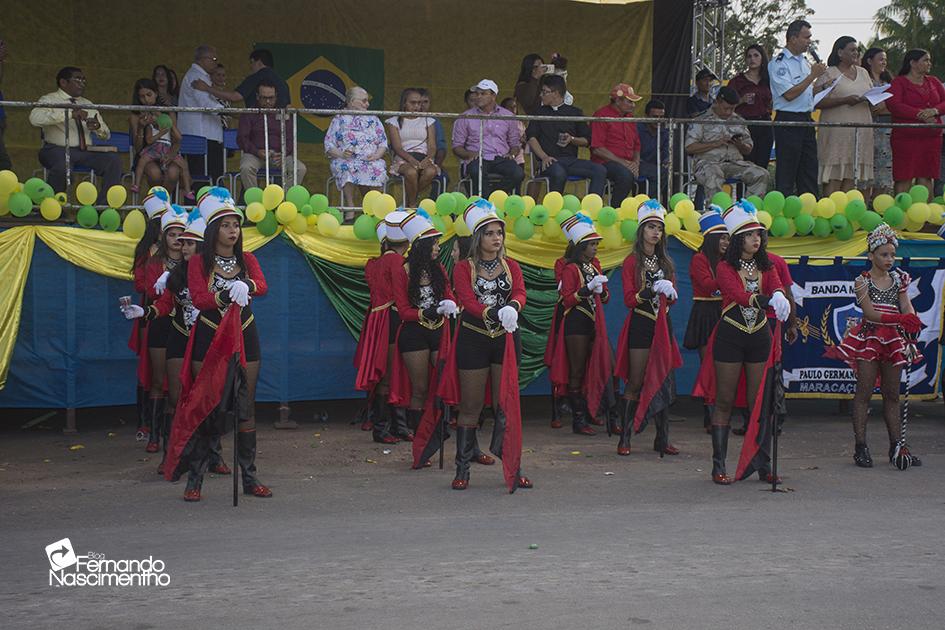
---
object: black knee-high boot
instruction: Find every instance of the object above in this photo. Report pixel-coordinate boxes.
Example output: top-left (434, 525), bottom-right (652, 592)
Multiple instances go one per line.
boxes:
top-left (452, 426), bottom-right (475, 490)
top-left (146, 398), bottom-right (165, 452)
top-left (389, 406), bottom-right (414, 441)
top-left (406, 408), bottom-right (423, 432)
top-left (157, 409), bottom-right (173, 475)
top-left (490, 406), bottom-right (507, 459)
top-left (470, 428), bottom-right (495, 465)
top-left (711, 425), bottom-right (732, 485)
top-left (653, 410), bottom-right (679, 455)
top-left (372, 399), bottom-right (399, 444)
top-left (238, 428), bottom-right (272, 497)
top-left (617, 399), bottom-right (636, 456)
top-left (703, 405), bottom-right (713, 433)
top-left (184, 431), bottom-right (210, 501)
top-left (570, 390), bottom-right (596, 436)
top-left (135, 385), bottom-right (148, 440)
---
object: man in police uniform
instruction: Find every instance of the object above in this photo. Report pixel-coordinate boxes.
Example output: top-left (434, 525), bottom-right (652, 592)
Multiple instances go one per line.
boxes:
top-left (685, 86), bottom-right (768, 201)
top-left (768, 19), bottom-right (826, 195)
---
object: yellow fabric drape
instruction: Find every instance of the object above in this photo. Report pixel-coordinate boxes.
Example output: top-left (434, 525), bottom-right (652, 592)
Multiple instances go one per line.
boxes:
top-left (0, 227), bottom-right (36, 388)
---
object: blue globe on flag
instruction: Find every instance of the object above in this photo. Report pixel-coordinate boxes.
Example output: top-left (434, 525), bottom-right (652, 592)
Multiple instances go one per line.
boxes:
top-left (301, 69), bottom-right (347, 110)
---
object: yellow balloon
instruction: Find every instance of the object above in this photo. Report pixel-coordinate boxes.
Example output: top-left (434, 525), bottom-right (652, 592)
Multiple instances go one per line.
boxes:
top-left (440, 215), bottom-right (454, 232)
top-left (903, 217), bottom-right (924, 232)
top-left (0, 170), bottom-right (17, 195)
top-left (619, 196), bottom-right (641, 220)
top-left (40, 197), bottom-right (62, 221)
top-left (306, 213), bottom-right (318, 226)
top-left (0, 194), bottom-right (9, 216)
top-left (928, 203), bottom-right (945, 225)
top-left (583, 205), bottom-right (600, 220)
top-left (454, 216), bottom-right (472, 236)
top-left (262, 184), bottom-right (284, 210)
top-left (106, 185), bottom-right (127, 209)
top-left (756, 210), bottom-right (773, 229)
top-left (815, 198), bottom-right (836, 218)
top-left (683, 213), bottom-right (701, 232)
top-left (317, 212), bottom-right (341, 236)
top-left (522, 195), bottom-right (536, 214)
top-left (665, 213), bottom-right (682, 235)
top-left (275, 201), bottom-right (298, 225)
top-left (845, 189), bottom-right (865, 203)
top-left (598, 225), bottom-right (621, 249)
top-left (122, 209), bottom-right (146, 239)
top-left (289, 213), bottom-right (309, 234)
top-left (907, 203), bottom-right (930, 224)
top-left (581, 193), bottom-right (603, 214)
top-left (828, 191), bottom-right (847, 214)
top-left (488, 189), bottom-right (508, 211)
top-left (418, 198), bottom-right (436, 215)
top-left (799, 192), bottom-right (817, 213)
top-left (542, 217), bottom-right (562, 242)
top-left (543, 191), bottom-right (564, 213)
top-left (873, 193), bottom-right (895, 214)
top-left (55, 192), bottom-right (68, 204)
top-left (245, 202), bottom-right (267, 223)
top-left (374, 193), bottom-right (396, 218)
top-left (675, 199), bottom-right (696, 219)
top-left (76, 181), bottom-right (98, 206)
top-left (362, 189), bottom-right (382, 216)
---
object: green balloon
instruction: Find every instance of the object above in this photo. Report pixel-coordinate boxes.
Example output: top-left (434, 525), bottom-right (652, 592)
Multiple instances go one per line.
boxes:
top-left (747, 195), bottom-right (764, 211)
top-left (529, 205), bottom-right (549, 226)
top-left (76, 204), bottom-right (99, 228)
top-left (309, 193), bottom-right (329, 214)
top-left (794, 213), bottom-right (815, 235)
top-left (555, 209), bottom-right (574, 224)
top-left (934, 196), bottom-right (945, 206)
top-left (300, 204), bottom-right (313, 217)
top-left (844, 199), bottom-right (867, 223)
top-left (859, 211), bottom-right (882, 231)
top-left (669, 192), bottom-right (688, 210)
top-left (431, 215), bottom-right (446, 233)
top-left (884, 206), bottom-right (905, 226)
top-left (156, 113), bottom-right (173, 130)
top-left (8, 192), bottom-right (33, 217)
top-left (598, 206), bottom-right (618, 227)
top-left (830, 214), bottom-right (849, 231)
top-left (505, 195), bottom-right (525, 219)
top-left (99, 207), bottom-right (121, 232)
top-left (836, 224), bottom-right (855, 241)
top-left (197, 185), bottom-right (213, 199)
top-left (286, 185), bottom-right (310, 208)
top-left (353, 214), bottom-right (376, 240)
top-left (895, 192), bottom-right (913, 211)
top-left (562, 194), bottom-right (581, 213)
top-left (763, 191), bottom-right (785, 214)
top-left (452, 192), bottom-right (468, 213)
top-left (812, 217), bottom-right (832, 238)
top-left (329, 207), bottom-right (343, 223)
top-left (435, 194), bottom-right (457, 217)
top-left (513, 216), bottom-right (534, 240)
top-left (256, 210), bottom-right (279, 236)
top-left (710, 191), bottom-right (733, 209)
top-left (244, 187), bottom-right (264, 205)
top-left (621, 219), bottom-right (639, 242)
top-left (909, 184), bottom-right (929, 204)
top-left (23, 177), bottom-right (47, 204)
top-left (770, 216), bottom-right (789, 237)
top-left (782, 195), bottom-right (802, 218)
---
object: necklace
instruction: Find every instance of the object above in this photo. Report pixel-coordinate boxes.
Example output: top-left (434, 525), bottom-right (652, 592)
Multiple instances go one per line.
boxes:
top-left (643, 254), bottom-right (659, 271)
top-left (479, 258), bottom-right (500, 274)
top-left (740, 258), bottom-right (757, 276)
top-left (215, 254), bottom-right (237, 274)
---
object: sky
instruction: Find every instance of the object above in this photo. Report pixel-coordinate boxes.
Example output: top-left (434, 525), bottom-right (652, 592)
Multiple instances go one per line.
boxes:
top-left (805, 0), bottom-right (890, 53)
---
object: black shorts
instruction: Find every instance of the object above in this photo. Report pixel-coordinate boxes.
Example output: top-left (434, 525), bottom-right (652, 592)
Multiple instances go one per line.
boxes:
top-left (388, 310), bottom-right (401, 344)
top-left (713, 319), bottom-right (771, 364)
top-left (147, 315), bottom-right (172, 350)
top-left (563, 309), bottom-right (595, 336)
top-left (166, 326), bottom-right (190, 360)
top-left (191, 317), bottom-right (261, 363)
top-left (398, 322), bottom-right (443, 353)
top-left (455, 326), bottom-right (521, 370)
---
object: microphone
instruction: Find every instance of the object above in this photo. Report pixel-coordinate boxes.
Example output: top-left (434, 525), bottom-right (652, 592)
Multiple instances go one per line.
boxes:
top-left (810, 48), bottom-right (822, 64)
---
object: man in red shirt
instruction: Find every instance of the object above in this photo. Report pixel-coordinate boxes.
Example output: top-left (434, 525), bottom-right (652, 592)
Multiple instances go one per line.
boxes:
top-left (591, 83), bottom-right (642, 206)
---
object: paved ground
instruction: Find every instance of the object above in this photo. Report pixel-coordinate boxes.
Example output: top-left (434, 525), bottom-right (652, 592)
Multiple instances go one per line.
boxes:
top-left (1, 397), bottom-right (944, 629)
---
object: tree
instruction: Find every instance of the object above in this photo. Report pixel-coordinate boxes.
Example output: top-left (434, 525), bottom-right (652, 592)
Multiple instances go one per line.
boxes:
top-left (870, 0), bottom-right (945, 77)
top-left (722, 0), bottom-right (815, 78)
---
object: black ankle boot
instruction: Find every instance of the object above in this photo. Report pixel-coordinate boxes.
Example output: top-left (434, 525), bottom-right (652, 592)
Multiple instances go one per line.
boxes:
top-left (389, 406), bottom-right (414, 441)
top-left (372, 400), bottom-right (399, 444)
top-left (146, 398), bottom-right (165, 452)
top-left (570, 391), bottom-right (596, 436)
top-left (854, 442), bottom-right (873, 468)
top-left (406, 408), bottom-right (423, 432)
top-left (238, 429), bottom-right (272, 497)
top-left (617, 399), bottom-right (637, 456)
top-left (711, 425), bottom-right (732, 484)
top-left (452, 426), bottom-right (475, 490)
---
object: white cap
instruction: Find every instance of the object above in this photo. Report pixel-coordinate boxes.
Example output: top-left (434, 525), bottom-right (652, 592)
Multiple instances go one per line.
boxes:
top-left (637, 199), bottom-right (666, 225)
top-left (463, 199), bottom-right (504, 234)
top-left (561, 213), bottom-right (601, 245)
top-left (160, 205), bottom-right (188, 232)
top-left (197, 186), bottom-right (242, 225)
top-left (180, 209), bottom-right (206, 241)
top-left (143, 187), bottom-right (171, 220)
top-left (401, 212), bottom-right (442, 244)
top-left (383, 210), bottom-right (412, 243)
top-left (472, 79), bottom-right (498, 94)
top-left (722, 200), bottom-right (764, 236)
top-left (375, 221), bottom-right (387, 242)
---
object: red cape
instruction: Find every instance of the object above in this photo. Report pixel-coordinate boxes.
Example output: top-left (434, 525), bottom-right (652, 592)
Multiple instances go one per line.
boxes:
top-left (128, 321), bottom-right (151, 389)
top-left (548, 296), bottom-right (612, 420)
top-left (354, 306), bottom-right (391, 393)
top-left (499, 334), bottom-right (523, 493)
top-left (411, 324), bottom-right (453, 467)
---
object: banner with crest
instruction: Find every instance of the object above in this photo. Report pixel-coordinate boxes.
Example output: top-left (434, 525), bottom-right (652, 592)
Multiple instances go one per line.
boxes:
top-left (784, 260), bottom-right (945, 399)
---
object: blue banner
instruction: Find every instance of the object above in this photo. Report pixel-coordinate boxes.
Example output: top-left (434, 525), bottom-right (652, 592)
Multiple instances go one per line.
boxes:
top-left (784, 259), bottom-right (945, 399)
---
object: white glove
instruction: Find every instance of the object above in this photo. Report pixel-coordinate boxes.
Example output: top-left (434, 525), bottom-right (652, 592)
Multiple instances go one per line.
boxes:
top-left (587, 274), bottom-right (609, 294)
top-left (436, 299), bottom-right (458, 318)
top-left (770, 291), bottom-right (790, 322)
top-left (228, 280), bottom-right (250, 307)
top-left (122, 304), bottom-right (145, 320)
top-left (497, 305), bottom-right (519, 333)
top-left (153, 270), bottom-right (170, 295)
top-left (652, 279), bottom-right (678, 301)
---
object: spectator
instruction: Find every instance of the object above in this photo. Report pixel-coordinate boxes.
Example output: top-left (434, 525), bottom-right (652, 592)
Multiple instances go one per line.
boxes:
top-left (637, 99), bottom-right (670, 199)
top-left (500, 96), bottom-right (526, 168)
top-left (234, 49), bottom-right (290, 108)
top-left (324, 86), bottom-right (387, 215)
top-left (813, 36), bottom-right (874, 195)
top-left (590, 83), bottom-right (643, 206)
top-left (887, 49), bottom-right (945, 195)
top-left (463, 88), bottom-right (476, 110)
top-left (128, 78), bottom-right (194, 200)
top-left (687, 68), bottom-right (716, 117)
top-left (549, 52), bottom-right (574, 106)
top-left (29, 66), bottom-right (121, 203)
top-left (0, 38), bottom-right (11, 171)
top-left (728, 45), bottom-right (774, 170)
top-left (386, 88), bottom-right (439, 207)
top-left (514, 53), bottom-right (546, 115)
top-left (526, 74), bottom-right (606, 196)
top-left (417, 88), bottom-right (447, 172)
top-left (685, 86), bottom-right (767, 201)
top-left (769, 19), bottom-right (826, 196)
top-left (238, 80), bottom-right (306, 192)
top-left (451, 79), bottom-right (524, 196)
top-left (151, 65), bottom-right (179, 106)
top-left (862, 47), bottom-right (893, 197)
top-left (178, 45), bottom-right (225, 186)
top-left (209, 63), bottom-right (233, 129)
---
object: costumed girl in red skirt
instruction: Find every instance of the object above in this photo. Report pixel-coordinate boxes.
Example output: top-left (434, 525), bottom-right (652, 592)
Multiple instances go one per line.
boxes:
top-left (614, 200), bottom-right (682, 457)
top-left (683, 208), bottom-right (729, 433)
top-left (449, 200), bottom-right (532, 492)
top-left (694, 201), bottom-right (790, 484)
top-left (829, 223), bottom-right (923, 467)
top-left (546, 214), bottom-right (612, 436)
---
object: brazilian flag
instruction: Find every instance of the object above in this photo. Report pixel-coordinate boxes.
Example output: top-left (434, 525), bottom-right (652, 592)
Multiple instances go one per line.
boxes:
top-left (258, 43), bottom-right (385, 143)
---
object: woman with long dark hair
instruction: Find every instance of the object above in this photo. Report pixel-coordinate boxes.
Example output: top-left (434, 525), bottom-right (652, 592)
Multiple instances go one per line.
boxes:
top-left (683, 209), bottom-right (729, 432)
top-left (695, 202), bottom-right (790, 484)
top-left (862, 47), bottom-right (894, 197)
top-left (386, 88), bottom-right (439, 207)
top-left (151, 65), bottom-right (179, 106)
top-left (449, 200), bottom-right (531, 492)
top-left (830, 223), bottom-right (923, 468)
top-left (728, 44), bottom-right (774, 169)
top-left (514, 53), bottom-right (546, 115)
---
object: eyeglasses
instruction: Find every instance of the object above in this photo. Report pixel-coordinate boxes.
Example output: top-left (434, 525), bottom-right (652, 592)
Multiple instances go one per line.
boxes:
top-left (70, 76), bottom-right (88, 83)
top-left (201, 55), bottom-right (218, 62)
